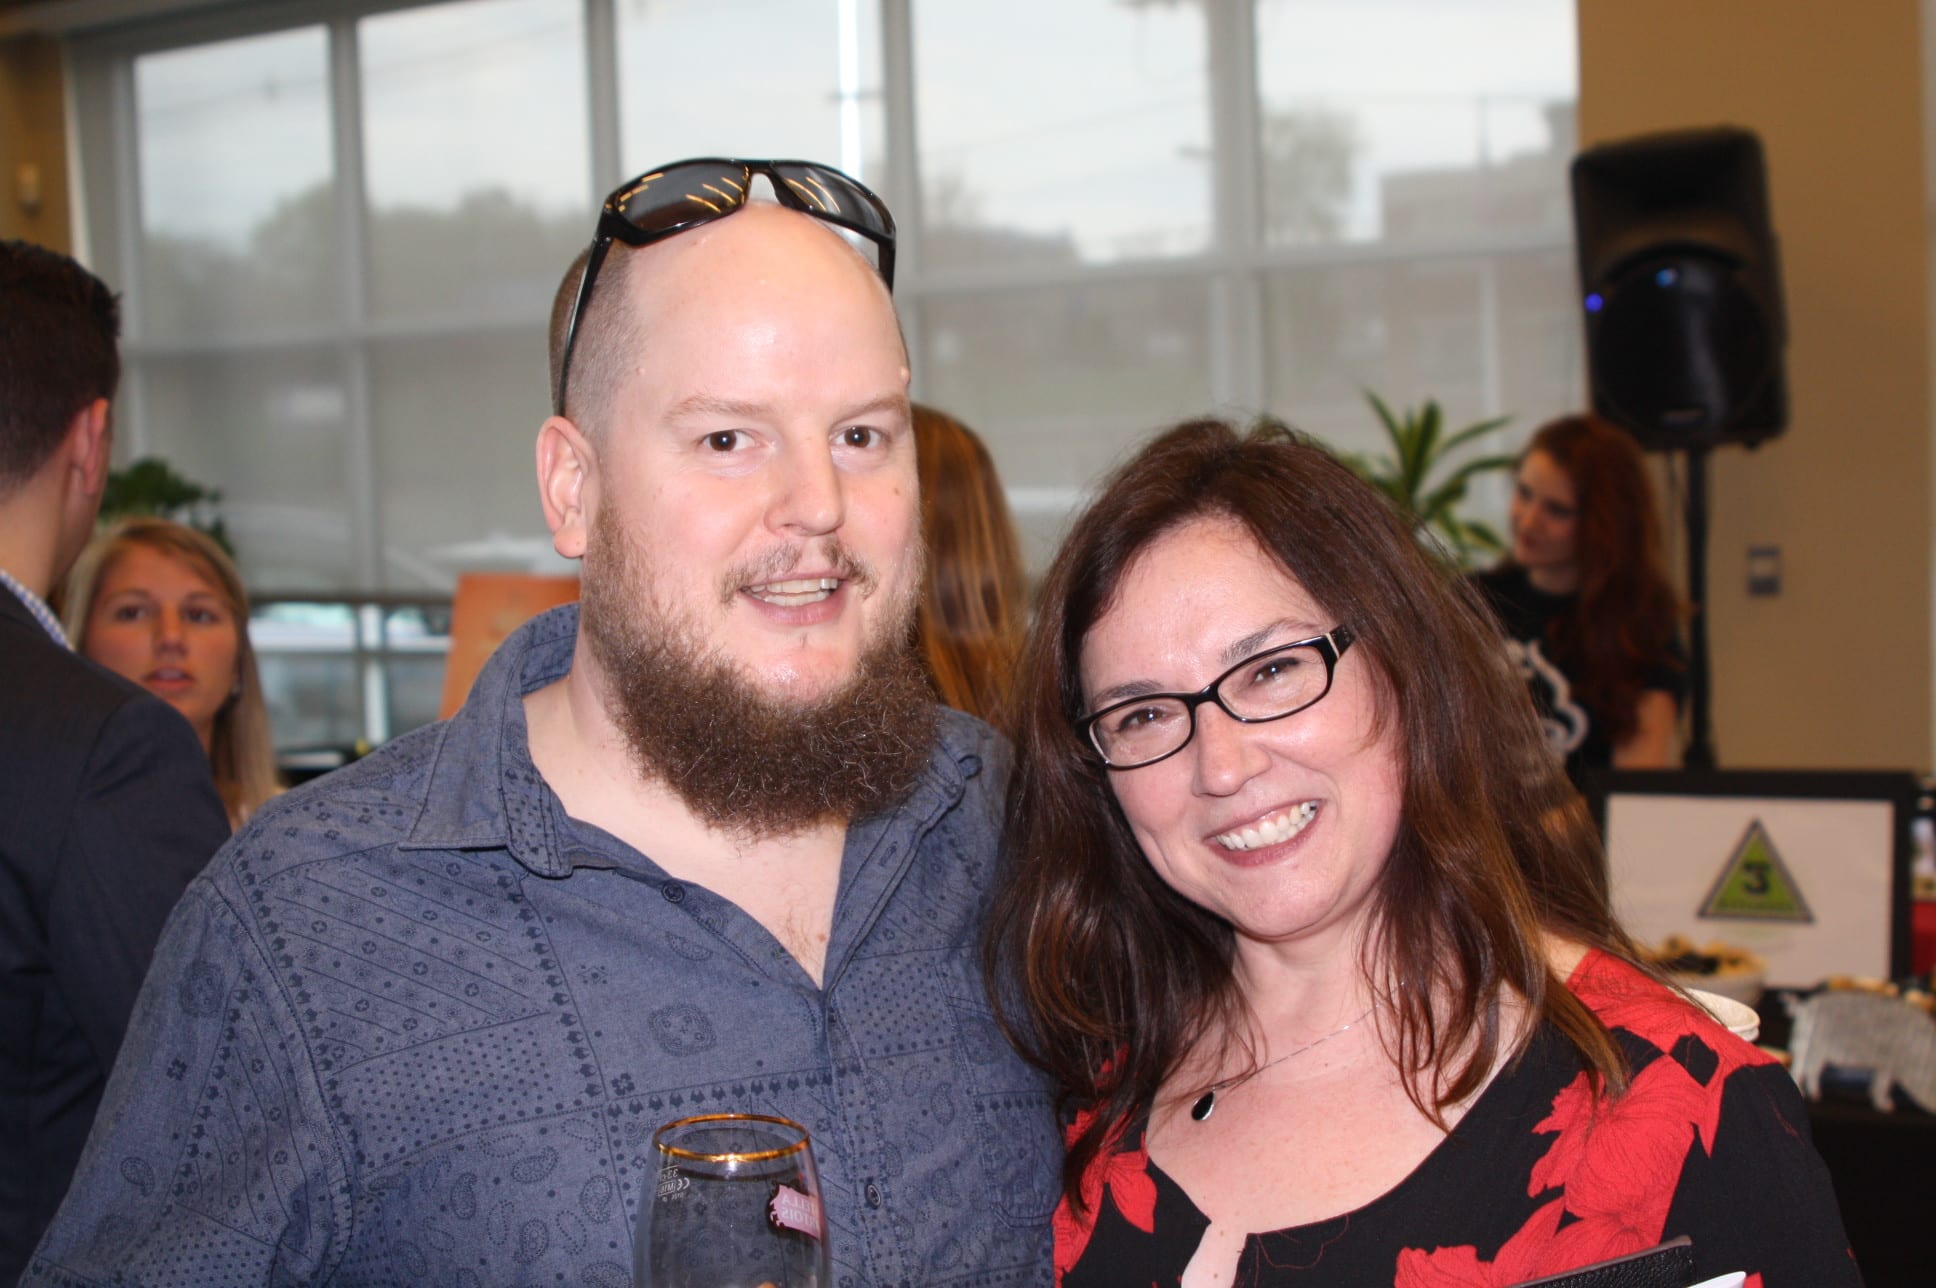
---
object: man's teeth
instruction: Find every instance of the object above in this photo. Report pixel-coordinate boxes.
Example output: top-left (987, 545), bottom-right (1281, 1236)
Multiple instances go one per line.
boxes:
top-left (748, 577), bottom-right (839, 607)
top-left (1216, 801), bottom-right (1320, 852)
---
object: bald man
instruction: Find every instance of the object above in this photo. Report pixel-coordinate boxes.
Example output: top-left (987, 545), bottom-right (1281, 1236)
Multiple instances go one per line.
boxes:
top-left (26, 162), bottom-right (1055, 1286)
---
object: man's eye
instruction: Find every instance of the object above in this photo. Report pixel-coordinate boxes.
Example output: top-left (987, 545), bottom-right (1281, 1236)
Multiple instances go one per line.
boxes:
top-left (704, 431), bottom-right (748, 452)
top-left (840, 426), bottom-right (881, 449)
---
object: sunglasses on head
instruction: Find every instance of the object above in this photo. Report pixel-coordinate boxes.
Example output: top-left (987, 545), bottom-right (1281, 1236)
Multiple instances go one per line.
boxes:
top-left (552, 157), bottom-right (897, 417)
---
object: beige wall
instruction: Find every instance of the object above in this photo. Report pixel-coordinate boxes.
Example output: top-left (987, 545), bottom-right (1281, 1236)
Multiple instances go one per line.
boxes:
top-left (0, 33), bottom-right (70, 251)
top-left (1580, 0), bottom-right (1934, 771)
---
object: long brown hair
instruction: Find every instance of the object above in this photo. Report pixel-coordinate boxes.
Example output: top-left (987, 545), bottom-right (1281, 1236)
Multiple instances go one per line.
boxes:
top-left (64, 517), bottom-right (280, 829)
top-left (985, 419), bottom-right (1638, 1210)
top-left (912, 404), bottom-right (1028, 729)
top-left (1514, 415), bottom-right (1683, 745)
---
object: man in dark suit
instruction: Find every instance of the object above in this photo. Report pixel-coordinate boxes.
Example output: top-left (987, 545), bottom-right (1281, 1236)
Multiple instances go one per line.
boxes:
top-left (0, 239), bottom-right (230, 1283)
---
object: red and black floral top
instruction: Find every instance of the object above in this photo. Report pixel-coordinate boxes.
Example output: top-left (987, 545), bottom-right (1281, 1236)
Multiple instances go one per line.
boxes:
top-left (1055, 951), bottom-right (1860, 1287)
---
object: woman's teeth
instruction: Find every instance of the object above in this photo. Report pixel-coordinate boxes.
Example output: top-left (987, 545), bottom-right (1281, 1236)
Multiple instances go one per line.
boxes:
top-left (1216, 801), bottom-right (1320, 852)
top-left (748, 577), bottom-right (839, 607)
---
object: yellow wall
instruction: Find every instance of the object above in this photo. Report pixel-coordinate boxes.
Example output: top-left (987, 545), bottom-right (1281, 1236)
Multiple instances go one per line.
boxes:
top-left (0, 34), bottom-right (71, 251)
top-left (1580, 0), bottom-right (1933, 771)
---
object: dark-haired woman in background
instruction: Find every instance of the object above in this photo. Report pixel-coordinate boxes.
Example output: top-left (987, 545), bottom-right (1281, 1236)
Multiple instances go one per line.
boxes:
top-left (987, 419), bottom-right (1854, 1286)
top-left (1474, 414), bottom-right (1684, 780)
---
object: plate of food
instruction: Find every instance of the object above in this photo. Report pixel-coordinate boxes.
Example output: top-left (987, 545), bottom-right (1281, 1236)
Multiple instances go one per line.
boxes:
top-left (1642, 934), bottom-right (1767, 1008)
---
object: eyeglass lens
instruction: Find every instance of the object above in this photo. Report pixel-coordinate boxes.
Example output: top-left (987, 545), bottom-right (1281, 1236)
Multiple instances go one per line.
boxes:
top-left (1090, 641), bottom-right (1335, 767)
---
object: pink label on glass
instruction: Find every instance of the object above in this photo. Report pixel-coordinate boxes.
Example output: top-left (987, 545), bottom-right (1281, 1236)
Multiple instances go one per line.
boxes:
top-left (768, 1184), bottom-right (822, 1239)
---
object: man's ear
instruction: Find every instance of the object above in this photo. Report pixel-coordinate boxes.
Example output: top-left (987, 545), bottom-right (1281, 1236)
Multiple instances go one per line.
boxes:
top-left (69, 397), bottom-right (113, 499)
top-left (536, 414), bottom-right (597, 560)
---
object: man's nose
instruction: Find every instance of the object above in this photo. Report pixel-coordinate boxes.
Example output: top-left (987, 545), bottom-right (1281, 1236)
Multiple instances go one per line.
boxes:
top-left (768, 443), bottom-right (844, 537)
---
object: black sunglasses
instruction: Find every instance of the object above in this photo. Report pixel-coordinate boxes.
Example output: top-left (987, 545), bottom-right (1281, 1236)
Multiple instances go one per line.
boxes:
top-left (553, 157), bottom-right (897, 417)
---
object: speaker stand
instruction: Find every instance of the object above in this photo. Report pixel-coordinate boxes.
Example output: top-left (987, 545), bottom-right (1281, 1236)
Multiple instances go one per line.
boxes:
top-left (1682, 446), bottom-right (1717, 769)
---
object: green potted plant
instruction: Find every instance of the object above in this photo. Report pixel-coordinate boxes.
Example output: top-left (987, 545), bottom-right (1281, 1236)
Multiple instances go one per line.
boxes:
top-left (99, 457), bottom-right (232, 553)
top-left (1344, 392), bottom-right (1514, 566)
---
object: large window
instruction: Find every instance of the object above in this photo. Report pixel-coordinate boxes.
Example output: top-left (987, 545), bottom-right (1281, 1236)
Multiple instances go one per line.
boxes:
top-left (66, 0), bottom-right (1580, 746)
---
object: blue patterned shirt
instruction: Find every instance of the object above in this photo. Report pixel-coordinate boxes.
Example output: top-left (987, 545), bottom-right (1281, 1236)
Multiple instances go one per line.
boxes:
top-left (25, 605), bottom-right (1057, 1286)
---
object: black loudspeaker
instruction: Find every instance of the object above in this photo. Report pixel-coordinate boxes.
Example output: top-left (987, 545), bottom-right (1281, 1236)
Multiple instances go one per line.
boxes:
top-left (1571, 127), bottom-right (1787, 450)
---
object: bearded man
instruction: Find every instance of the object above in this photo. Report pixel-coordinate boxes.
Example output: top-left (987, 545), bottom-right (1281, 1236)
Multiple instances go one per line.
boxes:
top-left (25, 162), bottom-right (1056, 1286)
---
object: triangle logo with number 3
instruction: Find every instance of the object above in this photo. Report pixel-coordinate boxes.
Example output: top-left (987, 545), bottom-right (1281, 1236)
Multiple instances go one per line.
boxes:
top-left (1698, 818), bottom-right (1814, 922)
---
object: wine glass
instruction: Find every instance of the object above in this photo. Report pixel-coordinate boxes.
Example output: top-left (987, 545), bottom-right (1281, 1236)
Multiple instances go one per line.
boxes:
top-left (633, 1112), bottom-right (830, 1288)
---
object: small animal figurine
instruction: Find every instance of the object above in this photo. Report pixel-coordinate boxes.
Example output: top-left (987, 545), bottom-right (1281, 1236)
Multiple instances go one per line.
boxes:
top-left (1786, 987), bottom-right (1936, 1112)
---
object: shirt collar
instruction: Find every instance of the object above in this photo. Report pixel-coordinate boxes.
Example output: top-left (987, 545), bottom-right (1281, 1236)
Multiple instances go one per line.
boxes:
top-left (401, 602), bottom-right (980, 878)
top-left (0, 566), bottom-right (71, 648)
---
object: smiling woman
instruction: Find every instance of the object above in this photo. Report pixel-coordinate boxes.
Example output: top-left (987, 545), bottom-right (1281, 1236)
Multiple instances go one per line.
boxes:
top-left (63, 517), bottom-right (280, 830)
top-left (985, 418), bottom-right (1856, 1287)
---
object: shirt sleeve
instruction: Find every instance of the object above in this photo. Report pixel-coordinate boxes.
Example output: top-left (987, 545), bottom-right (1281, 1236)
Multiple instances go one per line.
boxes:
top-left (23, 882), bottom-right (353, 1286)
top-left (47, 693), bottom-right (231, 1072)
top-left (1670, 1060), bottom-right (1863, 1287)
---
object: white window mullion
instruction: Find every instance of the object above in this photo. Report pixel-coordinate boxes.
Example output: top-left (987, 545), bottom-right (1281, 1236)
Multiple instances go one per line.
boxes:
top-left (327, 13), bottom-right (388, 741)
top-left (1204, 0), bottom-right (1265, 415)
top-left (584, 0), bottom-right (619, 191)
top-left (879, 0), bottom-right (925, 389)
top-left (106, 52), bottom-right (153, 458)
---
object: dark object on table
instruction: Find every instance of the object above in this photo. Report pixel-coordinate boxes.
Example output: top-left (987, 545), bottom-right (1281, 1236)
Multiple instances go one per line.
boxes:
top-left (1508, 1236), bottom-right (1694, 1287)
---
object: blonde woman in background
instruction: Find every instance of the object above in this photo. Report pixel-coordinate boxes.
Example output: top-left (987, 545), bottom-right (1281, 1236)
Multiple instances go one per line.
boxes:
top-left (913, 403), bottom-right (1029, 730)
top-left (65, 517), bottom-right (280, 829)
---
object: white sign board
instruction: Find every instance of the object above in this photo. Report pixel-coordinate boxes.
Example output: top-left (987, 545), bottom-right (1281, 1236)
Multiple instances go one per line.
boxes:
top-left (1599, 780), bottom-right (1909, 987)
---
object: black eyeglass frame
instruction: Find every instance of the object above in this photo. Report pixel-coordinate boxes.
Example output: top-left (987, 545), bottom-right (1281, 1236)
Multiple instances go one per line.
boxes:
top-left (552, 157), bottom-right (898, 417)
top-left (1078, 626), bottom-right (1357, 771)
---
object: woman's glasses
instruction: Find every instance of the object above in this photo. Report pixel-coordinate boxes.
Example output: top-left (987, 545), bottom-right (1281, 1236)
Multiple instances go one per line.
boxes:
top-left (553, 157), bottom-right (896, 417)
top-left (1079, 627), bottom-right (1356, 770)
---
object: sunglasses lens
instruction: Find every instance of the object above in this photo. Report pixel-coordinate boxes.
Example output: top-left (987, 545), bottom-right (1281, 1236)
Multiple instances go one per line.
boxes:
top-left (609, 162), bottom-right (754, 235)
top-left (770, 164), bottom-right (894, 240)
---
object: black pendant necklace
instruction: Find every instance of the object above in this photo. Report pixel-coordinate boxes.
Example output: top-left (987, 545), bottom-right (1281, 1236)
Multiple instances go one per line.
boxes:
top-left (1189, 1000), bottom-right (1378, 1123)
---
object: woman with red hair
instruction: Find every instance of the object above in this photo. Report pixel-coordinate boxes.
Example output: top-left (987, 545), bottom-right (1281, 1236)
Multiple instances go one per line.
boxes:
top-left (1474, 414), bottom-right (1684, 780)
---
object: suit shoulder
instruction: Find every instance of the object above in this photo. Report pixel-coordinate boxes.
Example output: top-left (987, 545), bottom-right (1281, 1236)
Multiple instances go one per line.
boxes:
top-left (0, 616), bottom-right (151, 735)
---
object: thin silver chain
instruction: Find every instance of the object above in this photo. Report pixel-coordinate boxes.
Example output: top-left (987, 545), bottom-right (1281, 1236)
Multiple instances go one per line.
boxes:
top-left (1190, 998), bottom-right (1379, 1123)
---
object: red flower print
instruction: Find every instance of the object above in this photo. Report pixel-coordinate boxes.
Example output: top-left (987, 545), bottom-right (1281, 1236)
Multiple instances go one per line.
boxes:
top-left (1566, 951), bottom-right (1768, 1153)
top-left (1053, 1105), bottom-right (1157, 1282)
top-left (1395, 1199), bottom-right (1566, 1287)
top-left (1527, 1055), bottom-right (1705, 1261)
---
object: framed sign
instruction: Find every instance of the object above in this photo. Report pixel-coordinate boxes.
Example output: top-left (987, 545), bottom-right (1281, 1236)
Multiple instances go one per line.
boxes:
top-left (1582, 769), bottom-right (1918, 987)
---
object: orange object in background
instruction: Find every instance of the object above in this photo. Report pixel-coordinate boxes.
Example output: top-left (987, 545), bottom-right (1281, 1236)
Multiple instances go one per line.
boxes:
top-left (438, 572), bottom-right (579, 718)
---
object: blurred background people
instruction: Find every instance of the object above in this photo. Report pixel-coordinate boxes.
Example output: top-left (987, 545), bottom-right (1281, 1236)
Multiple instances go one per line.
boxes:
top-left (0, 239), bottom-right (228, 1283)
top-left (988, 419), bottom-right (1852, 1285)
top-left (912, 402), bottom-right (1028, 730)
top-left (1473, 413), bottom-right (1685, 779)
top-left (64, 516), bottom-right (280, 829)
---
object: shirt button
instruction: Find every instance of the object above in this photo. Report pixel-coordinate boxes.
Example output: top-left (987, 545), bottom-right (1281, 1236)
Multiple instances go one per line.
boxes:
top-left (662, 882), bottom-right (685, 904)
top-left (864, 1181), bottom-right (882, 1208)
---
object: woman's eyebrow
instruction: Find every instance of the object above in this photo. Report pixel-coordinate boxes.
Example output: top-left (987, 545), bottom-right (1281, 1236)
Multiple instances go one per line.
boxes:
top-left (1219, 619), bottom-right (1324, 667)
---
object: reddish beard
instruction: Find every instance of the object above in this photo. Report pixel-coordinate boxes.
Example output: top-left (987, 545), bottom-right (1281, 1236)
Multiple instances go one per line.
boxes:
top-left (577, 500), bottom-right (937, 838)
